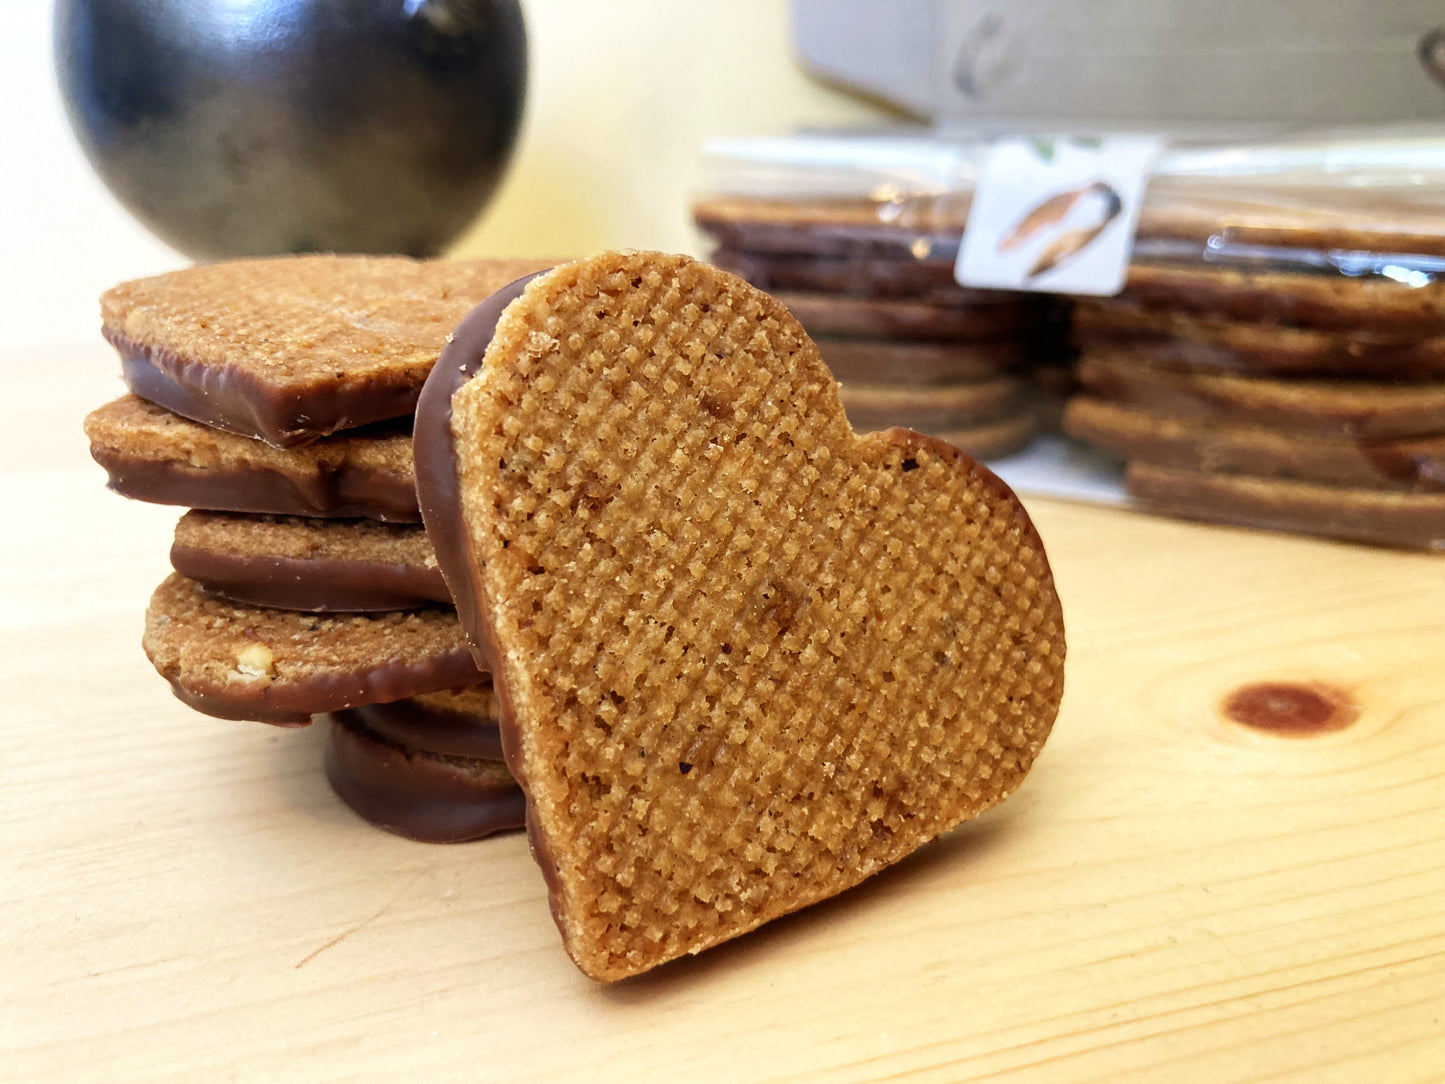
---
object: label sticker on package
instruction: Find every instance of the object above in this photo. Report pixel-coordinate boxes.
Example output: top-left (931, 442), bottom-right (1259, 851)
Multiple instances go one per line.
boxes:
top-left (955, 135), bottom-right (1163, 296)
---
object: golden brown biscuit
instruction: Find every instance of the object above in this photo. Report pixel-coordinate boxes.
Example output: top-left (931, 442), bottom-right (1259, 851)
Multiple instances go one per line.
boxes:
top-left (838, 376), bottom-right (1026, 432)
top-left (170, 511), bottom-right (447, 612)
top-left (103, 254), bottom-right (553, 447)
top-left (414, 252), bottom-right (1065, 981)
top-left (1074, 304), bottom-right (1445, 379)
top-left (931, 415), bottom-right (1039, 459)
top-left (85, 395), bottom-right (420, 521)
top-left (815, 337), bottom-right (1024, 385)
top-left (776, 291), bottom-right (1027, 342)
top-left (1063, 397), bottom-right (1445, 491)
top-left (324, 685), bottom-right (524, 844)
top-left (694, 191), bottom-right (1445, 260)
top-left (711, 247), bottom-right (1018, 306)
top-left (1119, 263), bottom-right (1445, 334)
top-left (143, 573), bottom-right (482, 725)
top-left (1126, 462), bottom-right (1445, 551)
top-left (1077, 354), bottom-right (1445, 439)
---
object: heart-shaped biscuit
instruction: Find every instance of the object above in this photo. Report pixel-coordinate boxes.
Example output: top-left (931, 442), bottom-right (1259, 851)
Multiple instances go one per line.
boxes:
top-left (415, 252), bottom-right (1065, 981)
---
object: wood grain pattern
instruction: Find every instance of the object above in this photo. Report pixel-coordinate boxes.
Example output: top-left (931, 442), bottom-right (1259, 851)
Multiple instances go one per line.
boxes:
top-left (2, 348), bottom-right (1442, 1083)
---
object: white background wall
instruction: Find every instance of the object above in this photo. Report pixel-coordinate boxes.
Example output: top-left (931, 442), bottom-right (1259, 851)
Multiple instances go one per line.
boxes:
top-left (2, 2), bottom-right (895, 354)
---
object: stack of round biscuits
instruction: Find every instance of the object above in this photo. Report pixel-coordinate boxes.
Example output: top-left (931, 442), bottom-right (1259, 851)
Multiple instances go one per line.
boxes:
top-left (83, 255), bottom-right (552, 839)
top-left (1062, 260), bottom-right (1445, 550)
top-left (696, 197), bottom-right (1061, 459)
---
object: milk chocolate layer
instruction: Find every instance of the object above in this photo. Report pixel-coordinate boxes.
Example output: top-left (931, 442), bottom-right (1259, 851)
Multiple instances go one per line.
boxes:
top-left (171, 548), bottom-right (448, 612)
top-left (324, 713), bottom-right (524, 843)
top-left (96, 452), bottom-right (421, 522)
top-left (1074, 304), bottom-right (1445, 380)
top-left (1064, 397), bottom-right (1445, 492)
top-left (116, 337), bottom-right (421, 449)
top-left (1126, 463), bottom-right (1445, 551)
top-left (414, 273), bottom-right (543, 690)
top-left (171, 513), bottom-right (448, 612)
top-left (144, 573), bottom-right (484, 726)
top-left (1078, 355), bottom-right (1445, 439)
top-left (413, 272), bottom-right (552, 879)
top-left (349, 688), bottom-right (504, 761)
top-left (816, 337), bottom-right (1024, 385)
top-left (85, 396), bottom-right (420, 522)
top-left (777, 292), bottom-right (1027, 342)
top-left (711, 248), bottom-right (1015, 306)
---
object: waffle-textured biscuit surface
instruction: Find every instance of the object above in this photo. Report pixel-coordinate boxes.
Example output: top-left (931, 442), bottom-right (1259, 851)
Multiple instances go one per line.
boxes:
top-left (103, 254), bottom-right (553, 445)
top-left (418, 252), bottom-right (1065, 981)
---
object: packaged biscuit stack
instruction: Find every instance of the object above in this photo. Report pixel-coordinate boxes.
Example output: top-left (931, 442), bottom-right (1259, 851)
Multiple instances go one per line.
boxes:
top-left (83, 254), bottom-right (551, 840)
top-left (694, 139), bottom-right (1059, 460)
top-left (695, 132), bottom-right (1445, 549)
top-left (1062, 142), bottom-right (1445, 551)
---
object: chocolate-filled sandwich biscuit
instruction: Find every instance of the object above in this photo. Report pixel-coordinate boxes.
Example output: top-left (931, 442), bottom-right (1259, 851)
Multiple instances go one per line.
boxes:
top-left (85, 396), bottom-right (420, 522)
top-left (838, 376), bottom-right (1026, 433)
top-left (414, 252), bottom-right (1064, 981)
top-left (1063, 397), bottom-right (1445, 492)
top-left (931, 415), bottom-right (1039, 460)
top-left (1126, 462), bottom-right (1445, 551)
top-left (1078, 355), bottom-right (1445, 439)
top-left (815, 338), bottom-right (1024, 386)
top-left (143, 573), bottom-right (482, 725)
top-left (103, 254), bottom-right (552, 447)
top-left (1120, 263), bottom-right (1445, 336)
top-left (325, 685), bottom-right (524, 843)
top-left (711, 247), bottom-right (1015, 306)
top-left (696, 192), bottom-right (1445, 263)
top-left (776, 291), bottom-right (1027, 342)
top-left (171, 511), bottom-right (449, 612)
top-left (349, 685), bottom-right (505, 761)
top-left (1073, 304), bottom-right (1445, 380)
top-left (694, 194), bottom-right (971, 261)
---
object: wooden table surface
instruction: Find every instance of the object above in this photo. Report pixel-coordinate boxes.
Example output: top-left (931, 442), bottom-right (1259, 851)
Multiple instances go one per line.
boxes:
top-left (3, 346), bottom-right (1443, 1083)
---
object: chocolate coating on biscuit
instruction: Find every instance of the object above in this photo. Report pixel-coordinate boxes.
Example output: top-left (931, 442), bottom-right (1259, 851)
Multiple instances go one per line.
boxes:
top-left (84, 397), bottom-right (420, 522)
top-left (325, 712), bottom-right (523, 843)
top-left (1126, 462), bottom-right (1445, 551)
top-left (163, 645), bottom-right (484, 726)
top-left (711, 248), bottom-right (1017, 306)
top-left (171, 545), bottom-right (449, 613)
top-left (144, 574), bottom-right (485, 726)
top-left (171, 547), bottom-right (449, 612)
top-left (348, 692), bottom-right (504, 761)
top-left (95, 452), bottom-right (422, 522)
top-left (413, 270), bottom-right (556, 881)
top-left (114, 335), bottom-right (421, 449)
top-left (414, 272), bottom-right (543, 688)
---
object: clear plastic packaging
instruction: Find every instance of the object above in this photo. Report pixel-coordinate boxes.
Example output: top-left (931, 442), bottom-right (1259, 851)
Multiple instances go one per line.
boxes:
top-left (693, 130), bottom-right (1445, 550)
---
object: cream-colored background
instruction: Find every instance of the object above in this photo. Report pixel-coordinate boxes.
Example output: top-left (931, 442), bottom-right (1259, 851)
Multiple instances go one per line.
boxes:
top-left (1, 1), bottom-right (893, 354)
